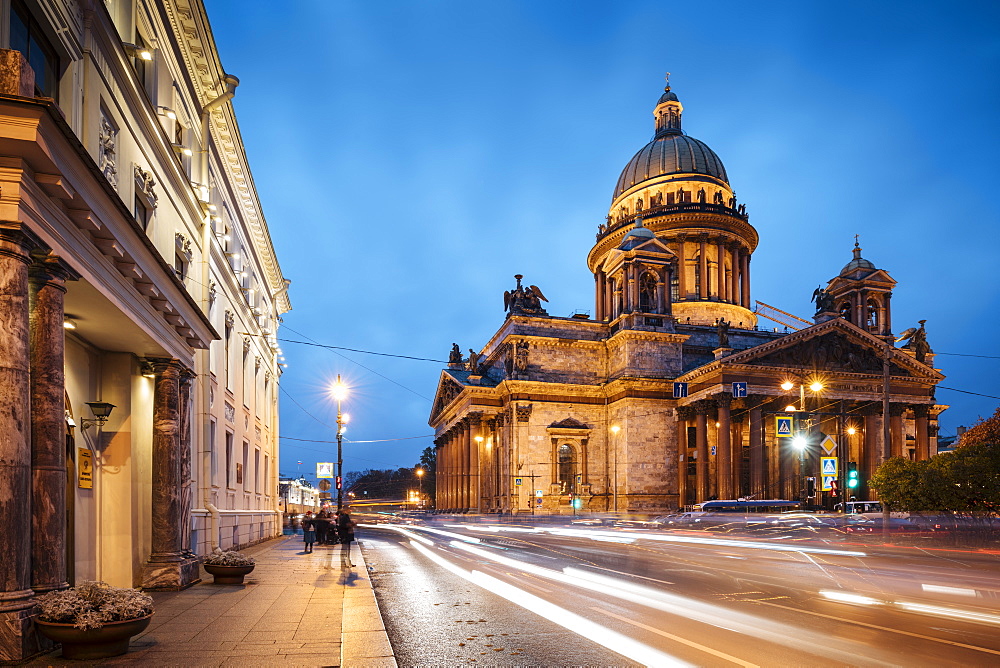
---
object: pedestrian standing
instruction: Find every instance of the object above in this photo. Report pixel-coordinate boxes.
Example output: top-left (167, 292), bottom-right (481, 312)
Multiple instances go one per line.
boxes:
top-left (315, 510), bottom-right (331, 545)
top-left (302, 511), bottom-right (316, 553)
top-left (337, 507), bottom-right (357, 568)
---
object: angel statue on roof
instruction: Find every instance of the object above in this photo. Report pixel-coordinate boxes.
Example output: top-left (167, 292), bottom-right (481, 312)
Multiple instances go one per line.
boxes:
top-left (503, 274), bottom-right (548, 316)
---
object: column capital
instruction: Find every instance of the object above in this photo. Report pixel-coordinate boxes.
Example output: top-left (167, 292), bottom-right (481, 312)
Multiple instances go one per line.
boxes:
top-left (889, 403), bottom-right (907, 417)
top-left (0, 222), bottom-right (41, 264)
top-left (147, 357), bottom-right (185, 377)
top-left (693, 399), bottom-right (715, 415)
top-left (676, 406), bottom-right (696, 421)
top-left (29, 252), bottom-right (78, 289)
top-left (715, 392), bottom-right (733, 408)
top-left (911, 404), bottom-right (930, 418)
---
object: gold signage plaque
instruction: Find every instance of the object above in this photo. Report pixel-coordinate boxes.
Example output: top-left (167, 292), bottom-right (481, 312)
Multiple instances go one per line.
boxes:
top-left (78, 448), bottom-right (93, 489)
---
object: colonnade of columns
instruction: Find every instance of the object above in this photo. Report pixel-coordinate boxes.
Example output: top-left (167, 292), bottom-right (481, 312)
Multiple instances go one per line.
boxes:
top-left (674, 234), bottom-right (751, 307)
top-left (593, 234), bottom-right (753, 322)
top-left (0, 223), bottom-right (200, 659)
top-left (675, 393), bottom-right (938, 507)
top-left (0, 224), bottom-right (75, 660)
top-left (434, 413), bottom-right (508, 513)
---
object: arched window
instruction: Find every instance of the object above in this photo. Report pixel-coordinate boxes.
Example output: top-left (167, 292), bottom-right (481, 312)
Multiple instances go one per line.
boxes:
top-left (557, 443), bottom-right (575, 494)
top-left (867, 299), bottom-right (880, 331)
top-left (839, 301), bottom-right (852, 323)
top-left (639, 272), bottom-right (658, 312)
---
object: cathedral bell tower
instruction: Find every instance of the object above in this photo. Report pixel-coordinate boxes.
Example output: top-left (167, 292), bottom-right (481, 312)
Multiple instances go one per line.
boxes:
top-left (588, 78), bottom-right (759, 329)
top-left (823, 239), bottom-right (896, 340)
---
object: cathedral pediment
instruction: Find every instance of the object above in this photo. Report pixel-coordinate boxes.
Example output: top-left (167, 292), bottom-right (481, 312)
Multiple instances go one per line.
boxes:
top-left (429, 371), bottom-right (468, 423)
top-left (714, 318), bottom-right (942, 379)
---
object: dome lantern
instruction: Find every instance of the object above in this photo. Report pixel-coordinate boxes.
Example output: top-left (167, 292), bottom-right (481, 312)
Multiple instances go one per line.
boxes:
top-left (654, 73), bottom-right (683, 136)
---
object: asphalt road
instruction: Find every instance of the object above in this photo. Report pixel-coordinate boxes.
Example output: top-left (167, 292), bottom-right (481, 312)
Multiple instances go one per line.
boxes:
top-left (359, 519), bottom-right (1000, 667)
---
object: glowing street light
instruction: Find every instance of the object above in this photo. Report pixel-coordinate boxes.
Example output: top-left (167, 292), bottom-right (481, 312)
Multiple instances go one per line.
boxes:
top-left (330, 375), bottom-right (349, 511)
top-left (416, 468), bottom-right (424, 508)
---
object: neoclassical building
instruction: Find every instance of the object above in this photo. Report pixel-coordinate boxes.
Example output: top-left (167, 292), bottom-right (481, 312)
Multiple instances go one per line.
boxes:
top-left (429, 81), bottom-right (944, 516)
top-left (0, 0), bottom-right (287, 660)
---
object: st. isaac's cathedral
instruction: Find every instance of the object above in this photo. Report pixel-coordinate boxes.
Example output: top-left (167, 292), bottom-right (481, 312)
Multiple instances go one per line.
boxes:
top-left (429, 81), bottom-right (944, 514)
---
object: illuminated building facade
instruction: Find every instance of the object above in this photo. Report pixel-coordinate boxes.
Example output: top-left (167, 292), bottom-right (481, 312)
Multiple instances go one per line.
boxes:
top-left (0, 0), bottom-right (287, 659)
top-left (429, 82), bottom-right (944, 516)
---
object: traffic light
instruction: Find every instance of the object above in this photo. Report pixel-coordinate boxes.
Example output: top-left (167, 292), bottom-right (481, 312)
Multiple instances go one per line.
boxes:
top-left (806, 477), bottom-right (816, 498)
top-left (847, 462), bottom-right (859, 489)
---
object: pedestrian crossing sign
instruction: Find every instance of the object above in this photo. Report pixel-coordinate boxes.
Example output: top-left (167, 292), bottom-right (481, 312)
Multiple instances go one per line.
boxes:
top-left (821, 457), bottom-right (838, 476)
top-left (514, 477), bottom-right (523, 486)
top-left (775, 416), bottom-right (793, 437)
top-left (822, 475), bottom-right (837, 492)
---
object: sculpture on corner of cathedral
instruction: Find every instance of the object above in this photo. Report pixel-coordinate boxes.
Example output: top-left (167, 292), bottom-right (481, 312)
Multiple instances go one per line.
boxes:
top-left (503, 274), bottom-right (549, 316)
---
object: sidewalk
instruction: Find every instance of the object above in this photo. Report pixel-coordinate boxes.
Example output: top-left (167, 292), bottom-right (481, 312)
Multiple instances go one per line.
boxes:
top-left (33, 535), bottom-right (397, 667)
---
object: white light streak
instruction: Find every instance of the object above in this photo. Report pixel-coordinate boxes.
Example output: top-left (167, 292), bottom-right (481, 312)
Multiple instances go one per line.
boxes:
top-left (819, 590), bottom-right (882, 606)
top-left (896, 601), bottom-right (1000, 626)
top-left (921, 583), bottom-right (977, 597)
top-left (408, 540), bottom-right (688, 667)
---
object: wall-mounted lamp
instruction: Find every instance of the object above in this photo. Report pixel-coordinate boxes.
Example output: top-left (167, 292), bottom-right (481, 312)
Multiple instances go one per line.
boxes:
top-left (63, 318), bottom-right (77, 330)
top-left (123, 43), bottom-right (153, 61)
top-left (139, 359), bottom-right (156, 379)
top-left (208, 204), bottom-right (218, 213)
top-left (157, 106), bottom-right (177, 120)
top-left (81, 401), bottom-right (116, 430)
top-left (172, 143), bottom-right (193, 157)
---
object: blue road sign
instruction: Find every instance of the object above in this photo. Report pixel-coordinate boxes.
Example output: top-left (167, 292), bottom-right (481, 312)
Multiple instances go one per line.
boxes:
top-left (732, 382), bottom-right (748, 398)
top-left (673, 382), bottom-right (688, 398)
top-left (775, 416), bottom-right (793, 437)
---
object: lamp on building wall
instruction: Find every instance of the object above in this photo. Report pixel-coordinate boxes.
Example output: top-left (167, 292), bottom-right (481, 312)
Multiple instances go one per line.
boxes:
top-left (172, 143), bottom-right (193, 157)
top-left (157, 106), bottom-right (177, 120)
top-left (81, 401), bottom-right (116, 430)
top-left (123, 43), bottom-right (153, 61)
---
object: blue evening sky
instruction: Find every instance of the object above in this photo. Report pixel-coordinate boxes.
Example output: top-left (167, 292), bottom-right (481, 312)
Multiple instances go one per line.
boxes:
top-left (203, 0), bottom-right (1000, 480)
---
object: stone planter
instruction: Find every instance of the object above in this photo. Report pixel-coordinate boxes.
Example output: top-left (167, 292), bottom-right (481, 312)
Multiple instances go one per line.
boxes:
top-left (203, 563), bottom-right (255, 584)
top-left (35, 614), bottom-right (153, 660)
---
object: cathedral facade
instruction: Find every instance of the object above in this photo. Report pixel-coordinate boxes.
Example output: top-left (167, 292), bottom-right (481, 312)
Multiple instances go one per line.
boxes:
top-left (429, 82), bottom-right (944, 516)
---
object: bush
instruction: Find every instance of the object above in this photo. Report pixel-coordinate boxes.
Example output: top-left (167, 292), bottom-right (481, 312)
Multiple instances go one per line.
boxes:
top-left (35, 581), bottom-right (153, 630)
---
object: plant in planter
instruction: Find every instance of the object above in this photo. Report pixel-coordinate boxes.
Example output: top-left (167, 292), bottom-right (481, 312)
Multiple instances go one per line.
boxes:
top-left (33, 581), bottom-right (154, 660)
top-left (202, 548), bottom-right (256, 584)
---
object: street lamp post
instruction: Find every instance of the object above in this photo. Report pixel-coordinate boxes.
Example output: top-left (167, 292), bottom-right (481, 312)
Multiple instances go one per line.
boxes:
top-left (331, 375), bottom-right (349, 512)
top-left (416, 468), bottom-right (424, 509)
top-left (781, 378), bottom-right (823, 504)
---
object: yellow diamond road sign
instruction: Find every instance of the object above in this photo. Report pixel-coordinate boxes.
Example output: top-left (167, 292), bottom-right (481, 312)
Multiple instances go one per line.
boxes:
top-left (820, 435), bottom-right (837, 454)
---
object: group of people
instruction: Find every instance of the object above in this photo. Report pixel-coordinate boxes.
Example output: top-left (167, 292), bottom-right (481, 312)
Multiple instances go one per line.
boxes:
top-left (299, 508), bottom-right (356, 567)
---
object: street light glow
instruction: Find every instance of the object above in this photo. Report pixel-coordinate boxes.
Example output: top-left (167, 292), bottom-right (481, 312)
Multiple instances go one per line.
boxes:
top-left (610, 425), bottom-right (621, 434)
top-left (792, 435), bottom-right (807, 450)
top-left (330, 380), bottom-right (349, 401)
top-left (781, 381), bottom-right (794, 391)
top-left (809, 381), bottom-right (824, 393)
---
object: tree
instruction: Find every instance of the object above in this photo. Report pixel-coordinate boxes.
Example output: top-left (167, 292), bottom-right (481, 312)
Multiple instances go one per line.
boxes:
top-left (871, 406), bottom-right (1000, 521)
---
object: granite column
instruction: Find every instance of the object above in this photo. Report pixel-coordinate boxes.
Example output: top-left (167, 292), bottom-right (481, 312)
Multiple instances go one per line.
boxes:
top-left (142, 358), bottom-right (199, 589)
top-left (0, 224), bottom-right (37, 661)
top-left (29, 253), bottom-right (74, 596)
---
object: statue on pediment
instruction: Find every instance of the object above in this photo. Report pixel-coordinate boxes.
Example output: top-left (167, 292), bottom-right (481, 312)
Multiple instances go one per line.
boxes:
top-left (898, 320), bottom-right (931, 363)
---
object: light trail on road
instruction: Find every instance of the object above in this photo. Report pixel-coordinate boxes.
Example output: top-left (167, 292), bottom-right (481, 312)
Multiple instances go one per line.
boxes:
top-left (364, 521), bottom-right (1000, 666)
